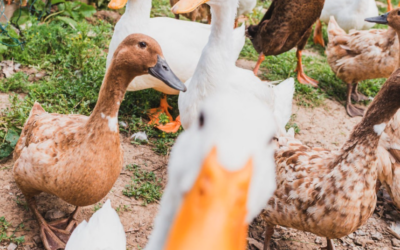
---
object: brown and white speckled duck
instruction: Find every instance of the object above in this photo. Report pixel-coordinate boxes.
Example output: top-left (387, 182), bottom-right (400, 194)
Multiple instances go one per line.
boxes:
top-left (12, 34), bottom-right (184, 250)
top-left (246, 0), bottom-right (324, 86)
top-left (262, 27), bottom-right (400, 250)
top-left (170, 0), bottom-right (211, 23)
top-left (327, 13), bottom-right (399, 117)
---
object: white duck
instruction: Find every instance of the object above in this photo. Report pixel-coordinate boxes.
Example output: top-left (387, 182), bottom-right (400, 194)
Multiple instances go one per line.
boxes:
top-left (235, 0), bottom-right (257, 27)
top-left (313, 0), bottom-right (378, 47)
top-left (65, 200), bottom-right (126, 250)
top-left (107, 0), bottom-right (245, 133)
top-left (173, 0), bottom-right (295, 135)
top-left (145, 92), bottom-right (277, 250)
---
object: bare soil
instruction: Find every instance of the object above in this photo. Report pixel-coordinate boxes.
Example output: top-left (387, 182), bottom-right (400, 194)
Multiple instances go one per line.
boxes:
top-left (0, 62), bottom-right (397, 250)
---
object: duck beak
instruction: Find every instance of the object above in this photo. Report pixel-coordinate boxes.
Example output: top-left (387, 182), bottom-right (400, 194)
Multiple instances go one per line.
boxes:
top-left (149, 55), bottom-right (186, 92)
top-left (365, 12), bottom-right (389, 24)
top-left (171, 0), bottom-right (209, 14)
top-left (164, 147), bottom-right (252, 250)
top-left (108, 0), bottom-right (128, 10)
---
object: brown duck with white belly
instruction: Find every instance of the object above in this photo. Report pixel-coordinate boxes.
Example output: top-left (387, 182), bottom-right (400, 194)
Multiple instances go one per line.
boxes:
top-left (13, 33), bottom-right (185, 250)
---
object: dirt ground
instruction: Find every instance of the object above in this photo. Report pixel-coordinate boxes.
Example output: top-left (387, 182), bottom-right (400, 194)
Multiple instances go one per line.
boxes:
top-left (0, 60), bottom-right (399, 250)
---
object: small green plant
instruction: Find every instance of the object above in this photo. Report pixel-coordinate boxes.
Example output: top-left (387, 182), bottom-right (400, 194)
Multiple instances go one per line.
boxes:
top-left (116, 204), bottom-right (131, 214)
top-left (14, 195), bottom-right (29, 211)
top-left (93, 203), bottom-right (102, 212)
top-left (0, 217), bottom-right (25, 245)
top-left (158, 113), bottom-right (170, 125)
top-left (123, 164), bottom-right (163, 205)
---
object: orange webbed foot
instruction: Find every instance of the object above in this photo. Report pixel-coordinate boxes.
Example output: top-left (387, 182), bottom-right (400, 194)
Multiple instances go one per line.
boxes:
top-left (157, 116), bottom-right (181, 133)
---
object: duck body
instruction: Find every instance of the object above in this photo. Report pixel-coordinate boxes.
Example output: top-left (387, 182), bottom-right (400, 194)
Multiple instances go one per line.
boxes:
top-left (247, 0), bottom-right (324, 56)
top-left (262, 64), bottom-right (400, 249)
top-left (378, 110), bottom-right (400, 208)
top-left (107, 0), bottom-right (245, 95)
top-left (320, 0), bottom-right (377, 32)
top-left (13, 106), bottom-right (122, 206)
top-left (326, 16), bottom-right (398, 117)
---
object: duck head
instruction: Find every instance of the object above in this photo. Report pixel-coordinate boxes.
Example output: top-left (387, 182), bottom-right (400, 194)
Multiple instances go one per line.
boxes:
top-left (111, 34), bottom-right (186, 92)
top-left (365, 8), bottom-right (400, 30)
top-left (147, 92), bottom-right (277, 250)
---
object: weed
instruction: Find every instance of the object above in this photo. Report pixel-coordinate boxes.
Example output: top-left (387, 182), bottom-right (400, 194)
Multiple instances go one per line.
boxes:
top-left (93, 203), bottom-right (102, 212)
top-left (0, 217), bottom-right (25, 245)
top-left (285, 114), bottom-right (300, 134)
top-left (14, 195), bottom-right (29, 211)
top-left (116, 204), bottom-right (131, 214)
top-left (123, 164), bottom-right (163, 205)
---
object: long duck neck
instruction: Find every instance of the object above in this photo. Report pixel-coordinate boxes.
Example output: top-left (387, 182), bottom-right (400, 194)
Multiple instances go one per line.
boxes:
top-left (336, 69), bottom-right (400, 169)
top-left (190, 2), bottom-right (237, 92)
top-left (87, 59), bottom-right (136, 134)
top-left (124, 0), bottom-right (151, 23)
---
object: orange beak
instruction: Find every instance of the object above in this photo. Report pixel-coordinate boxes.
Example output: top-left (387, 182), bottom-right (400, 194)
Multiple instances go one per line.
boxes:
top-left (108, 0), bottom-right (127, 10)
top-left (171, 0), bottom-right (209, 14)
top-left (164, 147), bottom-right (253, 250)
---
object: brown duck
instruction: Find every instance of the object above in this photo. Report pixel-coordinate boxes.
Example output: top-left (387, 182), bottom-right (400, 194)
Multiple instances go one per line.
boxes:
top-left (246, 0), bottom-right (324, 86)
top-left (12, 34), bottom-right (185, 250)
top-left (262, 11), bottom-right (400, 250)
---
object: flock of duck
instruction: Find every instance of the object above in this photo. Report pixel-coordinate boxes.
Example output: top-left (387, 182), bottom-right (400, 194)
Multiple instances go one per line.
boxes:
top-left (9, 0), bottom-right (400, 249)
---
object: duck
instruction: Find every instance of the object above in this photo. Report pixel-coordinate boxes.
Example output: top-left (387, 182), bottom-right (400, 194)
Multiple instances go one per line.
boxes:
top-left (261, 11), bottom-right (400, 250)
top-left (169, 0), bottom-right (211, 23)
top-left (326, 15), bottom-right (399, 117)
top-left (313, 0), bottom-right (378, 47)
top-left (145, 92), bottom-right (278, 250)
top-left (65, 200), bottom-right (126, 250)
top-left (172, 0), bottom-right (295, 136)
top-left (377, 110), bottom-right (400, 208)
top-left (246, 0), bottom-right (325, 86)
top-left (107, 0), bottom-right (245, 133)
top-left (12, 34), bottom-right (185, 250)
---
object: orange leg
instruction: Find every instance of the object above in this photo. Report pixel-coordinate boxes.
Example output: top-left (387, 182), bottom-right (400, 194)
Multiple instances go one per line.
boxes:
top-left (253, 53), bottom-right (265, 76)
top-left (234, 18), bottom-right (239, 28)
top-left (313, 19), bottom-right (325, 47)
top-left (147, 95), bottom-right (181, 133)
top-left (388, 0), bottom-right (393, 11)
top-left (207, 14), bottom-right (211, 24)
top-left (295, 50), bottom-right (318, 87)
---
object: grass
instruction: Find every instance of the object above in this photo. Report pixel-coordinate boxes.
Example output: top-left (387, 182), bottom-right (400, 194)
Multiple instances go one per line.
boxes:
top-left (123, 164), bottom-right (163, 205)
top-left (0, 217), bottom-right (25, 245)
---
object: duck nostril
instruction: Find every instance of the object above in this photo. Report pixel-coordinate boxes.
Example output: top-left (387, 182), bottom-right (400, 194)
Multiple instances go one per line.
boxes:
top-left (162, 65), bottom-right (169, 71)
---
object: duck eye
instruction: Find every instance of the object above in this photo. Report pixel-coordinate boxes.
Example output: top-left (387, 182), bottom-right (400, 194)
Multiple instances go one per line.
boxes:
top-left (139, 42), bottom-right (147, 48)
top-left (269, 137), bottom-right (277, 145)
top-left (199, 112), bottom-right (205, 128)
top-left (398, 10), bottom-right (400, 16)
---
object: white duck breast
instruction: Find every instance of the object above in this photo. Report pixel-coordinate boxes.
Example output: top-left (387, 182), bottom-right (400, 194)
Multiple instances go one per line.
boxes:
top-left (176, 0), bottom-right (295, 134)
top-left (107, 0), bottom-right (246, 95)
top-left (145, 93), bottom-right (277, 250)
top-left (320, 0), bottom-right (378, 32)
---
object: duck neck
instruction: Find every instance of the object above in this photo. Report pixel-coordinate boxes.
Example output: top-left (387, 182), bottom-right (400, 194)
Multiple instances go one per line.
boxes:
top-left (124, 0), bottom-right (151, 22)
top-left (395, 29), bottom-right (400, 68)
top-left (87, 60), bottom-right (136, 133)
top-left (336, 69), bottom-right (400, 170)
top-left (190, 2), bottom-right (237, 92)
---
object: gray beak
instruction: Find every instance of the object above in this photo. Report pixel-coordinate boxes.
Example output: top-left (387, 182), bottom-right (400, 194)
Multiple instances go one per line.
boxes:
top-left (148, 55), bottom-right (187, 92)
top-left (365, 12), bottom-right (389, 24)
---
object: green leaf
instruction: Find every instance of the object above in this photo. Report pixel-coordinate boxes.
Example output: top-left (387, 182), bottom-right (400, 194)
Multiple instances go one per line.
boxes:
top-left (5, 129), bottom-right (20, 147)
top-left (0, 144), bottom-right (14, 158)
top-left (77, 2), bottom-right (96, 18)
top-left (0, 44), bottom-right (8, 55)
top-left (51, 0), bottom-right (65, 4)
top-left (55, 16), bottom-right (77, 29)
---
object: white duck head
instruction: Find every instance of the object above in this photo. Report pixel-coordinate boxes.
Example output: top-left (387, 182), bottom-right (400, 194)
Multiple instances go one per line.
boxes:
top-left (145, 92), bottom-right (277, 250)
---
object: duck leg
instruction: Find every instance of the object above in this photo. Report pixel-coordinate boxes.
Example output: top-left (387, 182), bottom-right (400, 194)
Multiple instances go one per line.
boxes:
top-left (351, 82), bottom-right (369, 102)
top-left (148, 95), bottom-right (181, 133)
top-left (207, 13), bottom-right (211, 24)
top-left (388, 0), bottom-right (393, 11)
top-left (234, 18), bottom-right (239, 28)
top-left (346, 83), bottom-right (365, 117)
top-left (253, 53), bottom-right (265, 76)
top-left (326, 238), bottom-right (336, 250)
top-left (313, 19), bottom-right (325, 47)
top-left (295, 50), bottom-right (319, 87)
top-left (27, 197), bottom-right (68, 250)
top-left (263, 225), bottom-right (275, 250)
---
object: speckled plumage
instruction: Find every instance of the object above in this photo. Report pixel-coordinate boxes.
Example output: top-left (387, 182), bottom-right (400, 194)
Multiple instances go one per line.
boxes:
top-left (262, 68), bottom-right (400, 247)
top-left (247, 0), bottom-right (324, 55)
top-left (327, 17), bottom-right (398, 85)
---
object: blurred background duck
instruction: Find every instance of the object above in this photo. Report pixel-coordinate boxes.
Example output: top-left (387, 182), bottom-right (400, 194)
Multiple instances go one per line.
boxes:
top-left (65, 200), bottom-right (126, 250)
top-left (169, 0), bottom-right (211, 23)
top-left (172, 0), bottom-right (295, 136)
top-left (12, 34), bottom-right (184, 250)
top-left (107, 0), bottom-right (245, 133)
top-left (326, 10), bottom-right (400, 117)
top-left (246, 0), bottom-right (325, 86)
top-left (145, 93), bottom-right (278, 250)
top-left (263, 58), bottom-right (400, 250)
top-left (313, 0), bottom-right (379, 47)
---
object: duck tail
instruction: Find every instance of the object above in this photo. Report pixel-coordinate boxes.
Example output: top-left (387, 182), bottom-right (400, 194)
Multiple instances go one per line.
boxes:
top-left (328, 16), bottom-right (346, 39)
top-left (30, 102), bottom-right (45, 117)
top-left (273, 78), bottom-right (295, 136)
